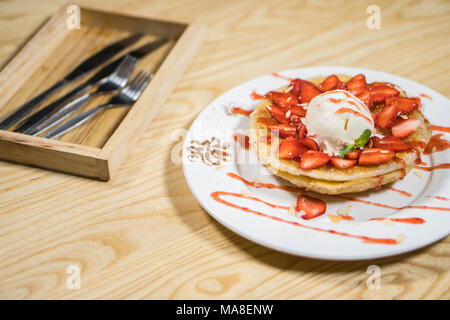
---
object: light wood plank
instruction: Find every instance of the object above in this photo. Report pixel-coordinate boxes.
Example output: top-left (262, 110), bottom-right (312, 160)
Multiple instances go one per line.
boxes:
top-left (0, 0), bottom-right (448, 300)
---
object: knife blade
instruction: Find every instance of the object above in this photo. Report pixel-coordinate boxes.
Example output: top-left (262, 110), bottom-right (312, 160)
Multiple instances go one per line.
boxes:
top-left (16, 37), bottom-right (169, 134)
top-left (0, 33), bottom-right (143, 130)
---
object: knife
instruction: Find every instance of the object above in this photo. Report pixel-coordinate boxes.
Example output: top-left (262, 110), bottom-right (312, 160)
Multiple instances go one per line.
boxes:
top-left (16, 37), bottom-right (169, 134)
top-left (0, 33), bottom-right (143, 130)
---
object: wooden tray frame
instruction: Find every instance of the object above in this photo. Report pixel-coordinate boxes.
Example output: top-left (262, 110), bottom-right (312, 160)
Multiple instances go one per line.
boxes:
top-left (0, 5), bottom-right (205, 181)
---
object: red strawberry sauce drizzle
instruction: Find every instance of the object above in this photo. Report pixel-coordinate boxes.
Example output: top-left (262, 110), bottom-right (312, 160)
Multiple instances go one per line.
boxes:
top-left (415, 163), bottom-right (450, 171)
top-left (374, 175), bottom-right (384, 190)
top-left (231, 107), bottom-right (253, 117)
top-left (424, 134), bottom-right (450, 154)
top-left (334, 195), bottom-right (450, 212)
top-left (370, 217), bottom-right (425, 224)
top-left (210, 191), bottom-right (397, 245)
top-left (233, 134), bottom-right (250, 150)
top-left (419, 93), bottom-right (432, 101)
top-left (430, 125), bottom-right (450, 133)
top-left (250, 91), bottom-right (265, 100)
top-left (210, 172), bottom-right (450, 245)
top-left (271, 72), bottom-right (293, 81)
top-left (427, 196), bottom-right (450, 201)
top-left (388, 188), bottom-right (412, 197)
top-left (335, 108), bottom-right (373, 124)
top-left (394, 157), bottom-right (407, 179)
top-left (226, 172), bottom-right (449, 212)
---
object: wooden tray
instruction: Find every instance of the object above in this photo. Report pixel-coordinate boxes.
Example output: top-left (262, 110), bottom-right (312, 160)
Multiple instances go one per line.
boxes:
top-left (0, 5), bottom-right (205, 180)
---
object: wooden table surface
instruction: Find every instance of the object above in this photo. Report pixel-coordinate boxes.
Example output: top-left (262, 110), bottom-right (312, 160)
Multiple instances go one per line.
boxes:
top-left (0, 0), bottom-right (449, 300)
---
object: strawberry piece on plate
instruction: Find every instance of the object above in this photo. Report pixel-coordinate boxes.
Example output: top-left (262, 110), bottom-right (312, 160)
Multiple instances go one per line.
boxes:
top-left (300, 82), bottom-right (321, 103)
top-left (372, 136), bottom-right (410, 152)
top-left (290, 78), bottom-right (306, 96)
top-left (319, 75), bottom-right (340, 92)
top-left (370, 85), bottom-right (400, 104)
top-left (331, 156), bottom-right (357, 169)
top-left (289, 106), bottom-right (307, 117)
top-left (346, 149), bottom-right (362, 160)
top-left (300, 150), bottom-right (330, 170)
top-left (375, 100), bottom-right (399, 129)
top-left (297, 123), bottom-right (307, 138)
top-left (358, 148), bottom-right (395, 165)
top-left (347, 74), bottom-right (367, 95)
top-left (265, 104), bottom-right (289, 124)
top-left (268, 123), bottom-right (297, 137)
top-left (336, 81), bottom-right (348, 90)
top-left (300, 137), bottom-right (318, 150)
top-left (385, 97), bottom-right (420, 115)
top-left (267, 91), bottom-right (299, 108)
top-left (356, 87), bottom-right (372, 109)
top-left (296, 194), bottom-right (327, 220)
top-left (278, 137), bottom-right (308, 159)
top-left (391, 118), bottom-right (421, 139)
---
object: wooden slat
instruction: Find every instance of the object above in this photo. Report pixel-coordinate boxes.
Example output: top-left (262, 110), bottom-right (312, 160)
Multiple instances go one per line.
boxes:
top-left (0, 131), bottom-right (107, 180)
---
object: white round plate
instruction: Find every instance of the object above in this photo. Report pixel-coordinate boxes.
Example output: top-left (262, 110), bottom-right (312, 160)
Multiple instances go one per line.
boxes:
top-left (182, 66), bottom-right (450, 260)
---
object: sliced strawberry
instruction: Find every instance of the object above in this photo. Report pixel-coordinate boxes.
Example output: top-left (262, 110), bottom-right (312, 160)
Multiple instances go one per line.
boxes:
top-left (355, 87), bottom-right (372, 109)
top-left (391, 118), bottom-right (421, 139)
top-left (300, 150), bottom-right (330, 170)
top-left (369, 136), bottom-right (381, 147)
top-left (372, 136), bottom-right (410, 152)
top-left (265, 104), bottom-right (289, 124)
top-left (375, 100), bottom-right (399, 129)
top-left (331, 156), bottom-right (357, 169)
top-left (296, 194), bottom-right (327, 220)
top-left (268, 123), bottom-right (297, 137)
top-left (297, 123), bottom-right (307, 138)
top-left (267, 91), bottom-right (299, 108)
top-left (278, 137), bottom-right (308, 159)
top-left (257, 117), bottom-right (278, 126)
top-left (336, 82), bottom-right (348, 90)
top-left (289, 106), bottom-right (307, 117)
top-left (385, 97), bottom-right (419, 115)
top-left (346, 149), bottom-right (361, 160)
top-left (369, 85), bottom-right (399, 104)
top-left (300, 137), bottom-right (318, 150)
top-left (290, 78), bottom-right (306, 96)
top-left (319, 75), bottom-right (340, 92)
top-left (358, 148), bottom-right (395, 165)
top-left (288, 115), bottom-right (302, 125)
top-left (300, 82), bottom-right (321, 103)
top-left (347, 74), bottom-right (367, 95)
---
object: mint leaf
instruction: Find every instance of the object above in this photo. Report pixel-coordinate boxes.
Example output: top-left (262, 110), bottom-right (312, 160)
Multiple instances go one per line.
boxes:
top-left (339, 129), bottom-right (372, 158)
top-left (339, 143), bottom-right (355, 158)
top-left (355, 129), bottom-right (372, 148)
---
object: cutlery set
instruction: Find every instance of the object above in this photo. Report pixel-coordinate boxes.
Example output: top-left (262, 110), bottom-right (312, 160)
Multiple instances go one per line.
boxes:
top-left (0, 6), bottom-right (203, 180)
top-left (0, 33), bottom-right (166, 139)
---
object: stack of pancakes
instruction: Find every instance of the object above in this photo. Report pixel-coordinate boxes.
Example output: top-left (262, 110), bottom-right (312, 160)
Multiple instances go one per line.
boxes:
top-left (249, 75), bottom-right (432, 194)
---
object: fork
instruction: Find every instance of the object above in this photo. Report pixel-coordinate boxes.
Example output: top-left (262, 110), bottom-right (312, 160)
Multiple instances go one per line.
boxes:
top-left (44, 71), bottom-right (153, 139)
top-left (27, 54), bottom-right (138, 136)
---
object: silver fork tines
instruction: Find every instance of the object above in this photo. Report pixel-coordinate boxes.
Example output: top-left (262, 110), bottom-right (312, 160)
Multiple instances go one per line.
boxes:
top-left (29, 55), bottom-right (138, 136)
top-left (44, 71), bottom-right (153, 139)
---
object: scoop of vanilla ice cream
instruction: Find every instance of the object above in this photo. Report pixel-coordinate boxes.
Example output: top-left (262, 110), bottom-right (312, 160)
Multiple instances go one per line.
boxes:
top-left (304, 90), bottom-right (374, 156)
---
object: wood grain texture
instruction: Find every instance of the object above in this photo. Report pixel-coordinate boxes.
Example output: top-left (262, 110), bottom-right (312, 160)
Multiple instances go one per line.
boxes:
top-left (0, 0), bottom-right (449, 299)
